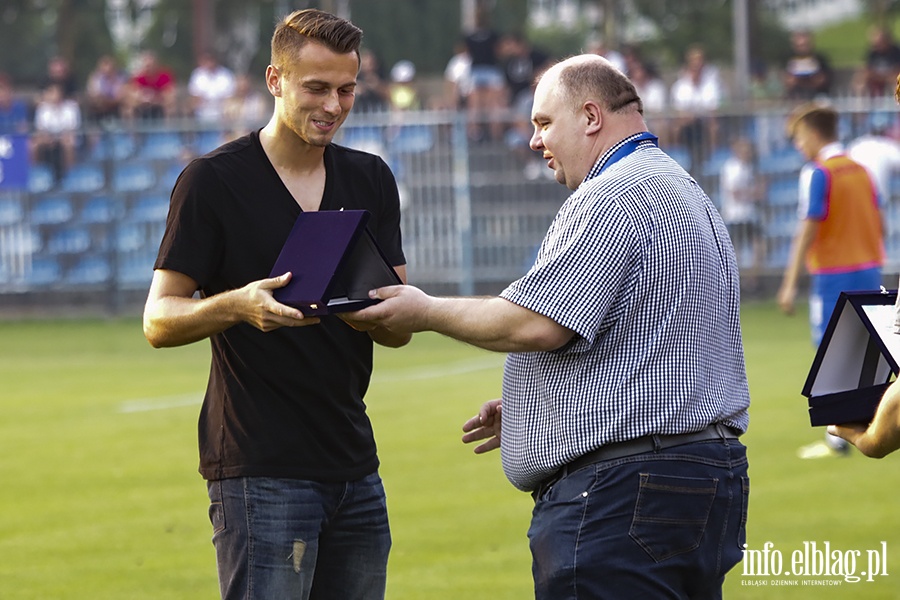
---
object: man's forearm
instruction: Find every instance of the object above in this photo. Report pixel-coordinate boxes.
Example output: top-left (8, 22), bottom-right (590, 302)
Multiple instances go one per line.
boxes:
top-left (144, 290), bottom-right (243, 348)
top-left (423, 296), bottom-right (572, 353)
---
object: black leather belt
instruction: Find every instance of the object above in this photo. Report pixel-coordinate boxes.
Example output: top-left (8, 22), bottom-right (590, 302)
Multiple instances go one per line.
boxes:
top-left (532, 423), bottom-right (741, 501)
top-left (564, 423), bottom-right (740, 478)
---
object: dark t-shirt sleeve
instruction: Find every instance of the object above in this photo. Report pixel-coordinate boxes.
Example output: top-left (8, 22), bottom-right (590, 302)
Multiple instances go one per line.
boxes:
top-left (154, 158), bottom-right (224, 287)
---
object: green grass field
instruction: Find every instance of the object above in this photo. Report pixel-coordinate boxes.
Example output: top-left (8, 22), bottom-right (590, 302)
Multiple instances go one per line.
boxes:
top-left (1, 302), bottom-right (898, 599)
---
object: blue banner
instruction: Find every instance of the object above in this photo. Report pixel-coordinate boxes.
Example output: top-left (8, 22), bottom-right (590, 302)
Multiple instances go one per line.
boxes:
top-left (0, 134), bottom-right (29, 190)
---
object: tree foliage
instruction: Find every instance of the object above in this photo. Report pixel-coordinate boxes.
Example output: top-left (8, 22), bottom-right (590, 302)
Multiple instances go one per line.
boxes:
top-left (629, 0), bottom-right (790, 72)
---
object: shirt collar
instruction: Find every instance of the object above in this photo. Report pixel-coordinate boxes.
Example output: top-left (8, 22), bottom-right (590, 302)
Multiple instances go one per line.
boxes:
top-left (817, 141), bottom-right (844, 161)
top-left (584, 131), bottom-right (658, 184)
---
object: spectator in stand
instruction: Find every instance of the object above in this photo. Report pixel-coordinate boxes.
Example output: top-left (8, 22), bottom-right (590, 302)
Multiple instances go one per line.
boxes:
top-left (42, 55), bottom-right (78, 100)
top-left (30, 83), bottom-right (82, 182)
top-left (354, 49), bottom-right (390, 113)
top-left (388, 60), bottom-right (420, 111)
top-left (123, 50), bottom-right (177, 120)
top-left (783, 30), bottom-right (832, 100)
top-left (188, 52), bottom-right (236, 123)
top-left (500, 32), bottom-right (550, 107)
top-left (847, 113), bottom-right (900, 204)
top-left (0, 74), bottom-right (29, 135)
top-left (85, 55), bottom-right (127, 122)
top-left (443, 38), bottom-right (472, 110)
top-left (670, 45), bottom-right (722, 165)
top-left (627, 57), bottom-right (670, 144)
top-left (222, 73), bottom-right (270, 135)
top-left (720, 138), bottom-right (766, 292)
top-left (855, 26), bottom-right (900, 98)
top-left (464, 6), bottom-right (506, 141)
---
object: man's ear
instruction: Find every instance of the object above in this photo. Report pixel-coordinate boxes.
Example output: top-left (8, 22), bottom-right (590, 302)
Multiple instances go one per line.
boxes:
top-left (265, 65), bottom-right (281, 97)
top-left (583, 100), bottom-right (603, 134)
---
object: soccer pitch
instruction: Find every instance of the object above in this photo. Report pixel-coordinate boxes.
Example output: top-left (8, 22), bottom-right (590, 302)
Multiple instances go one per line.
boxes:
top-left (0, 302), bottom-right (897, 599)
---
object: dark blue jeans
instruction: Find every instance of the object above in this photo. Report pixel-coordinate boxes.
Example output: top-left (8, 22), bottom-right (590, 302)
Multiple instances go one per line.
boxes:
top-left (529, 439), bottom-right (749, 599)
top-left (207, 473), bottom-right (391, 600)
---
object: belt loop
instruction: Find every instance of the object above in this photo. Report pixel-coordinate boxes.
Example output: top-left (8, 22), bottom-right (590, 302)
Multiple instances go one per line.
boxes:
top-left (651, 434), bottom-right (661, 452)
top-left (714, 422), bottom-right (730, 445)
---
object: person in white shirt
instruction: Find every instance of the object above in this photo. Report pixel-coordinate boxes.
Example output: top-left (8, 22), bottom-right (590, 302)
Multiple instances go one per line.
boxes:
top-left (847, 115), bottom-right (900, 205)
top-left (188, 52), bottom-right (236, 122)
top-left (29, 83), bottom-right (81, 181)
top-left (719, 138), bottom-right (765, 290)
top-left (671, 45), bottom-right (723, 163)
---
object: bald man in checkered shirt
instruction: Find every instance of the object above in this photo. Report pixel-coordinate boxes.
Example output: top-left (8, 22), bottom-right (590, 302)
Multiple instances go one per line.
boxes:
top-left (348, 54), bottom-right (750, 599)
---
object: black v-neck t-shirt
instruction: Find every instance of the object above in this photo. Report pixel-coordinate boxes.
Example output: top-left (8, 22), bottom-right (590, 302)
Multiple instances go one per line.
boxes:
top-left (155, 131), bottom-right (405, 482)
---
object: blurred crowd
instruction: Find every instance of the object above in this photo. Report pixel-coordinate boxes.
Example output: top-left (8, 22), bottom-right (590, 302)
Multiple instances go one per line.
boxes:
top-left (1, 22), bottom-right (899, 186)
top-left (0, 50), bottom-right (270, 183)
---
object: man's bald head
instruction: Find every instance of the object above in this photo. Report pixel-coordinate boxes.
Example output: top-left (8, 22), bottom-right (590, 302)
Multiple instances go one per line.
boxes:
top-left (537, 54), bottom-right (643, 115)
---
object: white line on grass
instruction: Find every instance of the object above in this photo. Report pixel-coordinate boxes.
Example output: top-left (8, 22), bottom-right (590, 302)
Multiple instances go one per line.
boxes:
top-left (119, 356), bottom-right (504, 413)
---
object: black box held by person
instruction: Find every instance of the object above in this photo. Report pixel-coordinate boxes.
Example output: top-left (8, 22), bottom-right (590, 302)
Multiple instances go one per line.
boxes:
top-left (269, 209), bottom-right (401, 316)
top-left (802, 290), bottom-right (900, 426)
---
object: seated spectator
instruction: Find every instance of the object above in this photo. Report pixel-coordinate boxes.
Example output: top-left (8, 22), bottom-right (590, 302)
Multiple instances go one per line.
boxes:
top-left (499, 32), bottom-right (550, 107)
top-left (388, 60), bottom-right (420, 111)
top-left (30, 84), bottom-right (81, 182)
top-left (85, 55), bottom-right (127, 122)
top-left (187, 52), bottom-right (236, 123)
top-left (123, 50), bottom-right (177, 121)
top-left (670, 45), bottom-right (722, 163)
top-left (783, 30), bottom-right (832, 99)
top-left (222, 74), bottom-right (270, 134)
top-left (443, 38), bottom-right (472, 110)
top-left (0, 74), bottom-right (29, 135)
top-left (629, 59), bottom-right (670, 144)
top-left (42, 55), bottom-right (78, 100)
top-left (355, 49), bottom-right (390, 113)
top-left (854, 26), bottom-right (900, 98)
top-left (464, 7), bottom-right (506, 141)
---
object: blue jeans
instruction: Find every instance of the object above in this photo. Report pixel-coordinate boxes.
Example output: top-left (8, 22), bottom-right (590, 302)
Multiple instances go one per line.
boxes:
top-left (207, 473), bottom-right (391, 600)
top-left (529, 439), bottom-right (749, 599)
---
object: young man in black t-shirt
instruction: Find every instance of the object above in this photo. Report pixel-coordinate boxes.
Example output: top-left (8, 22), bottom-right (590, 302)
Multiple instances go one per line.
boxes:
top-left (143, 9), bottom-right (409, 600)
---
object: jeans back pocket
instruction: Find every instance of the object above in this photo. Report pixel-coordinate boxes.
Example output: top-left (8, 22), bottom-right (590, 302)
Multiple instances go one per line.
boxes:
top-left (628, 472), bottom-right (718, 562)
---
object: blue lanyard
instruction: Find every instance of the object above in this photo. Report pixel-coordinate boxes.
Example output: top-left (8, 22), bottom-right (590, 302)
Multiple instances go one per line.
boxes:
top-left (597, 131), bottom-right (659, 176)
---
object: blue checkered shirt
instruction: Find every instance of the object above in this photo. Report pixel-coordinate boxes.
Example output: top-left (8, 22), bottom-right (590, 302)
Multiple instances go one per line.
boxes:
top-left (498, 133), bottom-right (751, 491)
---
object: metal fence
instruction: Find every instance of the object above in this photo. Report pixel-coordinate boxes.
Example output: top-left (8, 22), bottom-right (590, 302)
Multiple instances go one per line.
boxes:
top-left (0, 102), bottom-right (898, 313)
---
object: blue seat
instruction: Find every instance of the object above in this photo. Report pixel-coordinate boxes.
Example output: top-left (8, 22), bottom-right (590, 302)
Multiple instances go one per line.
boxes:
top-left (0, 198), bottom-right (23, 226)
top-left (341, 126), bottom-right (384, 151)
top-left (30, 195), bottom-right (74, 225)
top-left (113, 163), bottom-right (156, 193)
top-left (61, 164), bottom-right (105, 193)
top-left (389, 125), bottom-right (434, 154)
top-left (129, 195), bottom-right (169, 223)
top-left (80, 196), bottom-right (120, 224)
top-left (28, 164), bottom-right (55, 194)
top-left (767, 178), bottom-right (798, 207)
top-left (65, 255), bottom-right (111, 285)
top-left (701, 147), bottom-right (732, 178)
top-left (139, 131), bottom-right (186, 160)
top-left (194, 130), bottom-right (225, 154)
top-left (759, 147), bottom-right (805, 175)
top-left (115, 223), bottom-right (145, 252)
top-left (47, 226), bottom-right (92, 254)
top-left (117, 254), bottom-right (154, 285)
top-left (5, 227), bottom-right (42, 254)
top-left (25, 256), bottom-right (62, 286)
top-left (90, 134), bottom-right (136, 161)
